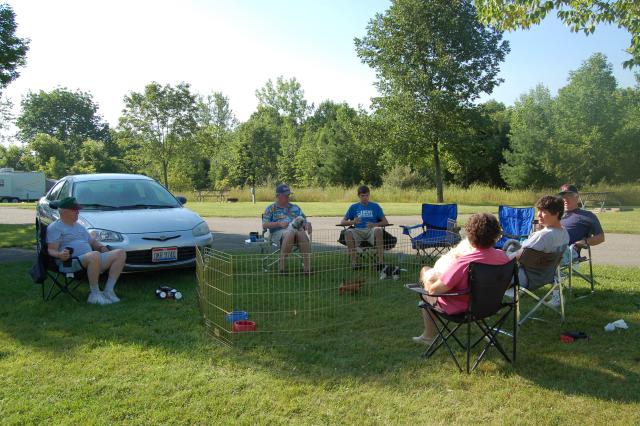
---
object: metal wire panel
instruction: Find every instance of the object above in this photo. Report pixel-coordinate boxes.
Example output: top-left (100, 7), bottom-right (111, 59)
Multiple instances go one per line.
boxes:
top-left (197, 228), bottom-right (435, 348)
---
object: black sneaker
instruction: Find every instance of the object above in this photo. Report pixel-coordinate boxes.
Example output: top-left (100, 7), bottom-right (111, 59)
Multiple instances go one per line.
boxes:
top-left (391, 266), bottom-right (401, 280)
top-left (379, 265), bottom-right (394, 280)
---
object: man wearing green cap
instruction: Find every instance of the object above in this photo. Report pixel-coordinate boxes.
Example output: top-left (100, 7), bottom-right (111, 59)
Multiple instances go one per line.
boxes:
top-left (46, 197), bottom-right (127, 305)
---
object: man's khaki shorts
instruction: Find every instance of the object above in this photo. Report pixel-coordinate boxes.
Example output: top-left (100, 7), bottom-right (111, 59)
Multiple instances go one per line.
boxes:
top-left (346, 227), bottom-right (376, 246)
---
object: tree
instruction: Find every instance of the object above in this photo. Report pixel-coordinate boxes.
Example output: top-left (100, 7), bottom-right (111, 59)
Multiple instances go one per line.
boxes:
top-left (0, 3), bottom-right (29, 90)
top-left (69, 139), bottom-right (120, 175)
top-left (443, 101), bottom-right (510, 187)
top-left (256, 76), bottom-right (311, 124)
top-left (194, 92), bottom-right (236, 189)
top-left (21, 133), bottom-right (68, 178)
top-left (0, 143), bottom-right (22, 169)
top-left (226, 107), bottom-right (281, 189)
top-left (551, 53), bottom-right (619, 184)
top-left (356, 0), bottom-right (509, 201)
top-left (475, 0), bottom-right (640, 68)
top-left (0, 93), bottom-right (13, 143)
top-left (611, 77), bottom-right (640, 182)
top-left (16, 88), bottom-right (110, 160)
top-left (500, 85), bottom-right (557, 188)
top-left (120, 82), bottom-right (198, 188)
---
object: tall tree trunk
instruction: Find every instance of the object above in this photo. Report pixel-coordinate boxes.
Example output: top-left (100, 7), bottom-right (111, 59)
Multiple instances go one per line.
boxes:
top-left (433, 141), bottom-right (443, 202)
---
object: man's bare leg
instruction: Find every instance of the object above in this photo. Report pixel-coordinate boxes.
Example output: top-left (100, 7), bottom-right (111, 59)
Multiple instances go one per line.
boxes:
top-left (279, 230), bottom-right (295, 272)
top-left (80, 251), bottom-right (101, 291)
top-left (80, 251), bottom-right (110, 305)
top-left (100, 249), bottom-right (126, 302)
top-left (374, 227), bottom-right (384, 264)
top-left (296, 230), bottom-right (311, 272)
top-left (345, 230), bottom-right (358, 265)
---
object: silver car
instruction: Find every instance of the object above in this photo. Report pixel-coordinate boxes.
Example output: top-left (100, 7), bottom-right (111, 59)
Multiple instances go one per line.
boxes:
top-left (36, 173), bottom-right (213, 271)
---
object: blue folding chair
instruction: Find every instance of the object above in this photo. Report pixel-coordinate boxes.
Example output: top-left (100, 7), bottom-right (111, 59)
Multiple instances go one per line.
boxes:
top-left (401, 203), bottom-right (461, 263)
top-left (495, 206), bottom-right (535, 249)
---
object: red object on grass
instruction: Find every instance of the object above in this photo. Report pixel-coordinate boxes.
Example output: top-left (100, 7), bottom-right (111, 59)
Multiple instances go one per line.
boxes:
top-left (233, 320), bottom-right (257, 332)
top-left (560, 334), bottom-right (574, 343)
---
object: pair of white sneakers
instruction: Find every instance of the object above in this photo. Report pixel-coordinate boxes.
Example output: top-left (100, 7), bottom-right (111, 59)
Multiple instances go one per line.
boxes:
top-left (87, 290), bottom-right (120, 305)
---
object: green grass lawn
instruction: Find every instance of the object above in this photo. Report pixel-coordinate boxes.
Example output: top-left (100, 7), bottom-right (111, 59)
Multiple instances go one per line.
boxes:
top-left (0, 202), bottom-right (35, 209)
top-left (1, 259), bottom-right (639, 424)
top-left (0, 224), bottom-right (34, 249)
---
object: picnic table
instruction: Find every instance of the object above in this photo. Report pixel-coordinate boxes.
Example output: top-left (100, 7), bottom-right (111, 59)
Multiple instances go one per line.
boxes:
top-left (215, 189), bottom-right (230, 203)
top-left (579, 192), bottom-right (620, 212)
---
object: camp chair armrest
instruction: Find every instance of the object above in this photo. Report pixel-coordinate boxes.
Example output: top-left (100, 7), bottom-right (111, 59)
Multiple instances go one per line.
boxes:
top-left (400, 224), bottom-right (423, 235)
top-left (405, 283), bottom-right (470, 297)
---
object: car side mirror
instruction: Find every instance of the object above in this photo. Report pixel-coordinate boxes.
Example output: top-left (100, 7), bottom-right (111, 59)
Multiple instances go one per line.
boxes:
top-left (176, 196), bottom-right (187, 205)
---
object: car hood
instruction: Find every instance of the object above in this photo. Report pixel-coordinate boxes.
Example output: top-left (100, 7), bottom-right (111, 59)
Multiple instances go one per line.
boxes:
top-left (79, 208), bottom-right (205, 234)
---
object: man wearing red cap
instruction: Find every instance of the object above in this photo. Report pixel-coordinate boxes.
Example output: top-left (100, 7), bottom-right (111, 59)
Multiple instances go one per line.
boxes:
top-left (46, 197), bottom-right (127, 305)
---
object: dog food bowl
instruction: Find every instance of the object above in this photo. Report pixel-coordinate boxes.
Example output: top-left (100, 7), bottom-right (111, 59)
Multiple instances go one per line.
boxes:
top-left (226, 311), bottom-right (249, 323)
top-left (233, 320), bottom-right (257, 332)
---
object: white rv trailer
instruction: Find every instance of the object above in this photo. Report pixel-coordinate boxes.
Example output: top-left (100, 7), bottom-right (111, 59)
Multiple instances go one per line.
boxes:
top-left (0, 168), bottom-right (46, 202)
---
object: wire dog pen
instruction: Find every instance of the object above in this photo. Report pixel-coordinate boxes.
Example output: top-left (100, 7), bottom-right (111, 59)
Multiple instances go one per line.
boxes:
top-left (196, 228), bottom-right (444, 347)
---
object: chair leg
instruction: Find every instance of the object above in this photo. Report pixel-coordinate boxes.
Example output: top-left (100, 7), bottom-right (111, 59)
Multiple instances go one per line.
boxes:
top-left (466, 321), bottom-right (471, 374)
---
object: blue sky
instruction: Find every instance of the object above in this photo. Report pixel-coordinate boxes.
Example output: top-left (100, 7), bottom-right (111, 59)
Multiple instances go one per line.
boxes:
top-left (2, 0), bottom-right (636, 131)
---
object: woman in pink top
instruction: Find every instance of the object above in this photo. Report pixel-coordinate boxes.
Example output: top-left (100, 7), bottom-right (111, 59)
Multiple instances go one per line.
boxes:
top-left (413, 213), bottom-right (509, 345)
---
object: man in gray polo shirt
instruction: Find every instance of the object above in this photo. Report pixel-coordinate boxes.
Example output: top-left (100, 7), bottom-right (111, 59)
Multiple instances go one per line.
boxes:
top-left (46, 197), bottom-right (127, 305)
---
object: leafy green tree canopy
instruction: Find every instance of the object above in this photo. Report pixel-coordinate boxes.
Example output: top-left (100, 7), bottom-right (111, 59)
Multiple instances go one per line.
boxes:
top-left (256, 76), bottom-right (311, 124)
top-left (0, 3), bottom-right (29, 90)
top-left (475, 0), bottom-right (640, 68)
top-left (355, 0), bottom-right (509, 201)
top-left (16, 88), bottom-right (110, 155)
top-left (120, 82), bottom-right (198, 188)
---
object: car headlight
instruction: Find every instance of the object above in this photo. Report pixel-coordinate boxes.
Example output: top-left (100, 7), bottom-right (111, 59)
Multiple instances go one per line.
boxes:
top-left (192, 221), bottom-right (210, 237)
top-left (88, 228), bottom-right (124, 243)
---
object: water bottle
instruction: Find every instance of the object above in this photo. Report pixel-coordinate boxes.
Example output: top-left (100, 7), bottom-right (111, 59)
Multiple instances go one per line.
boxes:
top-left (63, 247), bottom-right (74, 267)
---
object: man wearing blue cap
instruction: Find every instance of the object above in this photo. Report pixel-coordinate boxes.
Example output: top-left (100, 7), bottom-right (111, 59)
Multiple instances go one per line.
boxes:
top-left (262, 184), bottom-right (312, 273)
top-left (46, 197), bottom-right (127, 305)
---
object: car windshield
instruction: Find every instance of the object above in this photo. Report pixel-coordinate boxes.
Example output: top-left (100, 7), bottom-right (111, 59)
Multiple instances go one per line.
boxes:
top-left (73, 179), bottom-right (181, 210)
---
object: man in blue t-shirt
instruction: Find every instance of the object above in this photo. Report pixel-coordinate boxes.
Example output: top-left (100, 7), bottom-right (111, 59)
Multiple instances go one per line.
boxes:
top-left (340, 185), bottom-right (389, 268)
top-left (559, 184), bottom-right (605, 248)
top-left (262, 184), bottom-right (312, 273)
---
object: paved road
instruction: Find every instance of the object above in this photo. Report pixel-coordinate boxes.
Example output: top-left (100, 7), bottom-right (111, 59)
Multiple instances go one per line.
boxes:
top-left (1, 207), bottom-right (637, 266)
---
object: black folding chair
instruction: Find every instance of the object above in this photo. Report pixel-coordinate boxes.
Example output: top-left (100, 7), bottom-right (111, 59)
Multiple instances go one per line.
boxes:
top-left (33, 223), bottom-right (85, 301)
top-left (406, 259), bottom-right (518, 373)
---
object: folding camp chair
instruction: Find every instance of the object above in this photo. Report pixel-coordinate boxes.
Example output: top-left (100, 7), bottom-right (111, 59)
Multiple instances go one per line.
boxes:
top-left (400, 204), bottom-right (460, 263)
top-left (336, 224), bottom-right (396, 265)
top-left (255, 216), bottom-right (310, 272)
top-left (406, 260), bottom-right (518, 373)
top-left (495, 205), bottom-right (535, 249)
top-left (33, 223), bottom-right (85, 301)
top-left (516, 248), bottom-right (567, 326)
top-left (561, 243), bottom-right (595, 298)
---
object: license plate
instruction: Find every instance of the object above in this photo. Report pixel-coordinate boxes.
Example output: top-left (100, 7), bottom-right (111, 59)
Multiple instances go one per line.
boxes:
top-left (152, 247), bottom-right (178, 262)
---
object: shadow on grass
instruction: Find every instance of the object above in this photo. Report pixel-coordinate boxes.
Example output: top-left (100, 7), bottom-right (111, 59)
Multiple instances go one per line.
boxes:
top-left (1, 260), bottom-right (639, 404)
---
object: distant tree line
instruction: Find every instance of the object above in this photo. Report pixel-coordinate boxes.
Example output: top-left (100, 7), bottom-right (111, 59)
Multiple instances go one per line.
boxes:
top-left (1, 52), bottom-right (639, 193)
